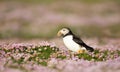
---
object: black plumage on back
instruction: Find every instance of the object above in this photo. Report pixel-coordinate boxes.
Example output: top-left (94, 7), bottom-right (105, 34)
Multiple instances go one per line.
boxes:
top-left (73, 35), bottom-right (94, 52)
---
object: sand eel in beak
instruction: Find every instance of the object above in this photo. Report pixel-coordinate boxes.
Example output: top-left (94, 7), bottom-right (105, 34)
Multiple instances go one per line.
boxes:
top-left (57, 27), bottom-right (94, 53)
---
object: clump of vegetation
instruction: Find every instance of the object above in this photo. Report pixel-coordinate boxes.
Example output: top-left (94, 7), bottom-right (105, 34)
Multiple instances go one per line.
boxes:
top-left (1, 43), bottom-right (120, 67)
top-left (0, 43), bottom-right (59, 66)
top-left (76, 50), bottom-right (120, 61)
top-left (12, 47), bottom-right (57, 66)
top-left (0, 42), bottom-right (120, 72)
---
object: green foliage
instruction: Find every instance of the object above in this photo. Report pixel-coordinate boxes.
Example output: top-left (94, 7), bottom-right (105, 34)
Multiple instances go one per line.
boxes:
top-left (1, 45), bottom-right (120, 66)
top-left (117, 50), bottom-right (120, 56)
top-left (25, 46), bottom-right (59, 65)
top-left (94, 49), bottom-right (100, 54)
top-left (57, 55), bottom-right (66, 59)
top-left (77, 53), bottom-right (93, 61)
top-left (2, 46), bottom-right (59, 66)
top-left (11, 56), bottom-right (25, 64)
top-left (38, 61), bottom-right (47, 66)
top-left (36, 46), bottom-right (57, 59)
top-left (77, 50), bottom-right (120, 61)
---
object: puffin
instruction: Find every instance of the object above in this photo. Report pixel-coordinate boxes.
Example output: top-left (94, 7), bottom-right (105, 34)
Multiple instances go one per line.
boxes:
top-left (57, 27), bottom-right (94, 53)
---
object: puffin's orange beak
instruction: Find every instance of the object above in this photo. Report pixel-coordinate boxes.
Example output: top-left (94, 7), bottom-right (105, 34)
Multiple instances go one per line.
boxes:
top-left (57, 31), bottom-right (62, 37)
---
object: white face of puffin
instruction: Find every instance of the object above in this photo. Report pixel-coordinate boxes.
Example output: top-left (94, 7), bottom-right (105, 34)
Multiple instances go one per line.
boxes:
top-left (57, 28), bottom-right (70, 37)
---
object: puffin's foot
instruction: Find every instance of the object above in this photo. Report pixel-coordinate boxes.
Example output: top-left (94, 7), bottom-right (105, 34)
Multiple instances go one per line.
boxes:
top-left (77, 49), bottom-right (87, 54)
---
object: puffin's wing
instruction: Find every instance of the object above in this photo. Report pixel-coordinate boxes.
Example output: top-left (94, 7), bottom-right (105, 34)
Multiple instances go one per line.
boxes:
top-left (73, 35), bottom-right (86, 46)
top-left (73, 35), bottom-right (94, 52)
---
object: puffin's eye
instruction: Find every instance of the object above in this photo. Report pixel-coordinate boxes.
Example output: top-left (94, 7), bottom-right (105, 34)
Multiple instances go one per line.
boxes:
top-left (63, 29), bottom-right (65, 31)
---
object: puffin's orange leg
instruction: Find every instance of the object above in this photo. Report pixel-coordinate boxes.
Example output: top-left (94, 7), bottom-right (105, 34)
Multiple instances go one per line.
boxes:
top-left (77, 49), bottom-right (86, 54)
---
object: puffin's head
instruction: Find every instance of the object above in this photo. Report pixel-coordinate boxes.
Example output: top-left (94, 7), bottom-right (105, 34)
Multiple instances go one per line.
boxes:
top-left (57, 27), bottom-right (72, 37)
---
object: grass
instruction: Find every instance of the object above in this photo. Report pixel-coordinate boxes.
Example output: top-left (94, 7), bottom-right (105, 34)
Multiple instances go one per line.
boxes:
top-left (0, 24), bottom-right (120, 39)
top-left (0, 0), bottom-right (120, 4)
top-left (74, 24), bottom-right (120, 38)
top-left (78, 25), bottom-right (105, 38)
top-left (107, 24), bottom-right (120, 38)
top-left (77, 0), bottom-right (106, 3)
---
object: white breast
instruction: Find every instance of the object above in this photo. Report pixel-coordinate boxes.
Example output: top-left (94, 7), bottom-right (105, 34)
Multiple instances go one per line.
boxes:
top-left (63, 35), bottom-right (86, 52)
